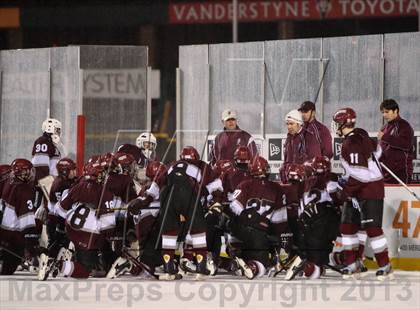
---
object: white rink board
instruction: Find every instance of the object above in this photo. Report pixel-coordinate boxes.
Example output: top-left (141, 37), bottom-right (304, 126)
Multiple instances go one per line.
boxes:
top-left (0, 271), bottom-right (419, 310)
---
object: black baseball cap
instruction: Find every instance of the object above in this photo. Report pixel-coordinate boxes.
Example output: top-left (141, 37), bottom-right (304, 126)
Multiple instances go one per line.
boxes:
top-left (298, 101), bottom-right (316, 112)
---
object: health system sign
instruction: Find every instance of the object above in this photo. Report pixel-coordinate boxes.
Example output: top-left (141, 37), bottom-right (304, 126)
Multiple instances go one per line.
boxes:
top-left (83, 69), bottom-right (147, 100)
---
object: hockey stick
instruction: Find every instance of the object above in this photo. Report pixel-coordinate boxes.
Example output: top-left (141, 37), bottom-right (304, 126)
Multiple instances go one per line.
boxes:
top-left (379, 162), bottom-right (420, 201)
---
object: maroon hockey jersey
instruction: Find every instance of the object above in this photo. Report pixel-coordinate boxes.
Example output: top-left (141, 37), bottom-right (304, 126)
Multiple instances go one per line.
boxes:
top-left (379, 115), bottom-right (415, 183)
top-left (230, 178), bottom-right (289, 225)
top-left (341, 128), bottom-right (384, 199)
top-left (0, 180), bottom-right (37, 247)
top-left (31, 133), bottom-right (61, 181)
top-left (56, 181), bottom-right (117, 250)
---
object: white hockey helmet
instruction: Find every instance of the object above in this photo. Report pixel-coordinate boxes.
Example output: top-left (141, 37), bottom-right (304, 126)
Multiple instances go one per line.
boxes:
top-left (42, 118), bottom-right (62, 145)
top-left (285, 109), bottom-right (303, 125)
top-left (136, 132), bottom-right (157, 159)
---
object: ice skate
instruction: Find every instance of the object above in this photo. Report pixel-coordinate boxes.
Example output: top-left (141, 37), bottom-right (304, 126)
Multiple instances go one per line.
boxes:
top-left (234, 257), bottom-right (254, 279)
top-left (376, 264), bottom-right (394, 281)
top-left (159, 254), bottom-right (182, 281)
top-left (106, 256), bottom-right (132, 279)
top-left (285, 256), bottom-right (306, 281)
top-left (341, 262), bottom-right (360, 280)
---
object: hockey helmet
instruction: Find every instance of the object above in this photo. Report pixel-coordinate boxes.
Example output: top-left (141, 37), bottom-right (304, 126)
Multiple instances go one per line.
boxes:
top-left (42, 118), bottom-right (62, 145)
top-left (234, 146), bottom-right (251, 164)
top-left (0, 164), bottom-right (11, 182)
top-left (285, 163), bottom-right (307, 182)
top-left (56, 158), bottom-right (77, 178)
top-left (332, 108), bottom-right (356, 136)
top-left (146, 160), bottom-right (166, 180)
top-left (11, 158), bottom-right (34, 183)
top-left (248, 156), bottom-right (269, 177)
top-left (180, 146), bottom-right (200, 161)
top-left (83, 158), bottom-right (106, 183)
top-left (113, 152), bottom-right (136, 176)
top-left (310, 156), bottom-right (331, 175)
top-left (213, 159), bottom-right (234, 177)
top-left (136, 132), bottom-right (157, 159)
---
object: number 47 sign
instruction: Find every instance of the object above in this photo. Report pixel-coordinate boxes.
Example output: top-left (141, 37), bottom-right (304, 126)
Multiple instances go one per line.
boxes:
top-left (392, 200), bottom-right (420, 238)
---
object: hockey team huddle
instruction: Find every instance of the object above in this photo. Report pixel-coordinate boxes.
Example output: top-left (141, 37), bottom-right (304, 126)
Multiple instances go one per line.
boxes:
top-left (1, 99), bottom-right (415, 282)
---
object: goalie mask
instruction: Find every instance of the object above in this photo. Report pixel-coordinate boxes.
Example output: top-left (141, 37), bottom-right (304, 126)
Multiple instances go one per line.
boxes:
top-left (42, 118), bottom-right (62, 145)
top-left (136, 132), bottom-right (156, 159)
top-left (331, 108), bottom-right (356, 137)
top-left (11, 159), bottom-right (34, 183)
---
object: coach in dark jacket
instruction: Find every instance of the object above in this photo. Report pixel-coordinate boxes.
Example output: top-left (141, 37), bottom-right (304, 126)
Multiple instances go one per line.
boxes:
top-left (209, 109), bottom-right (258, 166)
top-left (298, 101), bottom-right (333, 159)
top-left (378, 99), bottom-right (415, 184)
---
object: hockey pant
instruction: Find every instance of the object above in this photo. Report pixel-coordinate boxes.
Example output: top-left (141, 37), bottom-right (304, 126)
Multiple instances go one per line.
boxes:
top-left (340, 199), bottom-right (389, 267)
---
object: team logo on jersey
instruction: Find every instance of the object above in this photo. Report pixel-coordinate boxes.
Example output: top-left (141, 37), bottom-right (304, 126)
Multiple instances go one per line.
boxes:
top-left (268, 138), bottom-right (282, 161)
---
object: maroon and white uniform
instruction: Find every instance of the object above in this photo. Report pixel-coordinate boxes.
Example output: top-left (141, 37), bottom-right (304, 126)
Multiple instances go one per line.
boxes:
top-left (280, 128), bottom-right (322, 183)
top-left (379, 115), bottom-right (415, 183)
top-left (230, 178), bottom-right (289, 233)
top-left (339, 128), bottom-right (389, 268)
top-left (222, 167), bottom-right (252, 202)
top-left (0, 180), bottom-right (37, 274)
top-left (48, 176), bottom-right (76, 215)
top-left (106, 173), bottom-right (137, 204)
top-left (304, 119), bottom-right (333, 159)
top-left (209, 127), bottom-right (258, 166)
top-left (56, 181), bottom-right (117, 250)
top-left (340, 128), bottom-right (384, 200)
top-left (31, 133), bottom-right (61, 181)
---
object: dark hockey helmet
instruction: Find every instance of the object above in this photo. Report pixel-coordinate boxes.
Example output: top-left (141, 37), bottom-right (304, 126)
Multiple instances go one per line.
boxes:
top-left (11, 158), bottom-right (34, 183)
top-left (101, 152), bottom-right (115, 169)
top-left (0, 164), bottom-right (11, 181)
top-left (310, 156), bottom-right (331, 175)
top-left (146, 160), bottom-right (166, 180)
top-left (332, 107), bottom-right (356, 136)
top-left (285, 163), bottom-right (307, 182)
top-left (233, 146), bottom-right (251, 164)
top-left (248, 156), bottom-right (269, 177)
top-left (213, 159), bottom-right (234, 177)
top-left (83, 158), bottom-right (106, 183)
top-left (56, 158), bottom-right (77, 178)
top-left (180, 146), bottom-right (200, 161)
top-left (113, 152), bottom-right (136, 176)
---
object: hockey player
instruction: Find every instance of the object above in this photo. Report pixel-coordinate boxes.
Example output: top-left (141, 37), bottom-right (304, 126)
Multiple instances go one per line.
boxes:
top-left (205, 146), bottom-right (254, 270)
top-left (0, 159), bottom-right (38, 275)
top-left (209, 109), bottom-right (258, 166)
top-left (0, 165), bottom-right (11, 218)
top-left (332, 107), bottom-right (393, 280)
top-left (31, 118), bottom-right (62, 181)
top-left (38, 158), bottom-right (77, 280)
top-left (279, 109), bottom-right (322, 183)
top-left (136, 132), bottom-right (157, 161)
top-left (158, 146), bottom-right (216, 280)
top-left (228, 156), bottom-right (290, 279)
top-left (110, 160), bottom-right (168, 279)
top-left (378, 99), bottom-right (415, 184)
top-left (47, 158), bottom-right (118, 279)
